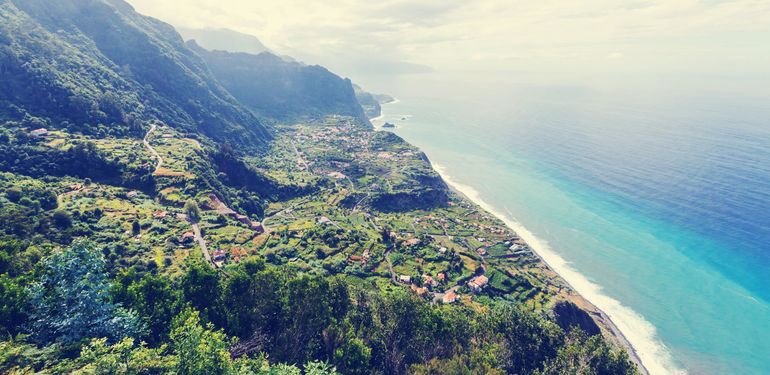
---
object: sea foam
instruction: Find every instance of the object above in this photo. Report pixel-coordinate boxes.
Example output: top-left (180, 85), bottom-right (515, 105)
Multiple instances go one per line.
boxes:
top-left (432, 162), bottom-right (685, 375)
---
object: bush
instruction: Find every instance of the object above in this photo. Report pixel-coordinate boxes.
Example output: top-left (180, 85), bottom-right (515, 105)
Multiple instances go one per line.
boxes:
top-left (52, 210), bottom-right (72, 229)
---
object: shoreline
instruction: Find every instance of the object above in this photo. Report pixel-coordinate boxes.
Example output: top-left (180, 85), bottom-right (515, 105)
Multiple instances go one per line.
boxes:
top-left (431, 163), bottom-right (680, 375)
top-left (369, 98), bottom-right (400, 122)
top-left (370, 100), bottom-right (681, 375)
top-left (431, 163), bottom-right (652, 372)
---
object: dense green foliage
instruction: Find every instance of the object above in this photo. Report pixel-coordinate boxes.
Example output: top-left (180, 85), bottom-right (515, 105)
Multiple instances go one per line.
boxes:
top-left (0, 1), bottom-right (639, 373)
top-left (27, 241), bottom-right (143, 345)
top-left (0, 241), bottom-right (637, 374)
top-left (0, 0), bottom-right (270, 148)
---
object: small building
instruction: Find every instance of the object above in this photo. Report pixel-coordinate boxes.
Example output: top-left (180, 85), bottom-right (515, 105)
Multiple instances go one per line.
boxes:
top-left (180, 231), bottom-right (195, 244)
top-left (127, 191), bottom-right (139, 198)
top-left (411, 284), bottom-right (428, 297)
top-left (467, 275), bottom-right (489, 293)
top-left (349, 255), bottom-right (363, 263)
top-left (403, 238), bottom-right (421, 247)
top-left (438, 246), bottom-right (447, 254)
top-left (318, 216), bottom-right (332, 225)
top-left (212, 249), bottom-right (226, 262)
top-left (398, 275), bottom-right (411, 284)
top-left (437, 273), bottom-right (446, 282)
top-left (153, 211), bottom-right (167, 219)
top-left (327, 171), bottom-right (347, 179)
top-left (29, 128), bottom-right (48, 137)
top-left (476, 247), bottom-right (487, 256)
top-left (442, 291), bottom-right (459, 304)
top-left (422, 274), bottom-right (438, 288)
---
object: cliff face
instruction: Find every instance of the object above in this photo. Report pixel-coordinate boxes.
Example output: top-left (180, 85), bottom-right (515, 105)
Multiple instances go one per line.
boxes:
top-left (189, 42), bottom-right (369, 124)
top-left (354, 84), bottom-right (395, 119)
top-left (0, 0), bottom-right (270, 147)
top-left (553, 300), bottom-right (602, 336)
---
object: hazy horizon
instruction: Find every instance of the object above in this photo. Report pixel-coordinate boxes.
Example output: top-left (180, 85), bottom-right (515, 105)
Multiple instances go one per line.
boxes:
top-left (128, 0), bottom-right (770, 92)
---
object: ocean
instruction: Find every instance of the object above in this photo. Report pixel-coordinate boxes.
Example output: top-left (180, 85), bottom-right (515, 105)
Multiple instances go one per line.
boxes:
top-left (366, 74), bottom-right (770, 375)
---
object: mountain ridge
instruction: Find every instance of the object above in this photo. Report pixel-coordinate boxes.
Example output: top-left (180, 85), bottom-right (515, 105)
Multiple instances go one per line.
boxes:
top-left (189, 40), bottom-right (370, 124)
top-left (1, 0), bottom-right (270, 147)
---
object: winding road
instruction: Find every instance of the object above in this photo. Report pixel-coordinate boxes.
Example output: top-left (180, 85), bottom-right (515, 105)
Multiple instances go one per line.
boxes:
top-left (143, 123), bottom-right (163, 172)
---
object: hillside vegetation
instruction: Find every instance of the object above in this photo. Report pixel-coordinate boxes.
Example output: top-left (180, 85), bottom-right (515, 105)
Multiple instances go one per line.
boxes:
top-left (0, 0), bottom-right (639, 374)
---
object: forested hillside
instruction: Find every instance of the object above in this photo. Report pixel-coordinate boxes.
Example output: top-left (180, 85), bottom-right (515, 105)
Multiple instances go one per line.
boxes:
top-left (190, 42), bottom-right (368, 124)
top-left (0, 0), bottom-right (270, 147)
top-left (0, 0), bottom-right (639, 374)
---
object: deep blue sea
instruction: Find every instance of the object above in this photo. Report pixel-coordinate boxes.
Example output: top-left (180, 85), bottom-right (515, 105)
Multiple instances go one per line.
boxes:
top-left (368, 75), bottom-right (770, 374)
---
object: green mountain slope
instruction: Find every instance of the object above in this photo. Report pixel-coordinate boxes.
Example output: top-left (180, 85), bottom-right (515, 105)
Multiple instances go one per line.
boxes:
top-left (0, 0), bottom-right (270, 147)
top-left (0, 1), bottom-right (640, 374)
top-left (189, 41), bottom-right (369, 124)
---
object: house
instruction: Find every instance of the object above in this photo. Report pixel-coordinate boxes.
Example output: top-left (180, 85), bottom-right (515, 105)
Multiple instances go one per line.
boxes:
top-left (437, 273), bottom-right (446, 282)
top-left (422, 274), bottom-right (438, 288)
top-left (468, 275), bottom-right (489, 293)
top-left (476, 247), bottom-right (487, 256)
top-left (152, 211), bottom-right (167, 219)
top-left (127, 191), bottom-right (139, 198)
top-left (29, 128), bottom-right (48, 137)
top-left (180, 231), bottom-right (195, 244)
top-left (318, 216), bottom-right (332, 225)
top-left (212, 249), bottom-right (226, 264)
top-left (411, 284), bottom-right (428, 297)
top-left (398, 275), bottom-right (411, 284)
top-left (438, 247), bottom-right (447, 254)
top-left (442, 291), bottom-right (459, 304)
top-left (349, 255), bottom-right (363, 263)
top-left (403, 238), bottom-right (421, 247)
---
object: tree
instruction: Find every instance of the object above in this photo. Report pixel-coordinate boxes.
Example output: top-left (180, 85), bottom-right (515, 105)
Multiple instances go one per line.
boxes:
top-left (481, 303), bottom-right (563, 374)
top-left (535, 330), bottom-right (637, 375)
top-left (0, 274), bottom-right (28, 336)
top-left (67, 337), bottom-right (175, 374)
top-left (27, 241), bottom-right (144, 344)
top-left (171, 308), bottom-right (232, 375)
top-left (180, 261), bottom-right (222, 325)
top-left (52, 210), bottom-right (73, 229)
top-left (185, 199), bottom-right (201, 223)
top-left (126, 274), bottom-right (180, 345)
top-left (5, 187), bottom-right (22, 202)
top-left (334, 336), bottom-right (371, 375)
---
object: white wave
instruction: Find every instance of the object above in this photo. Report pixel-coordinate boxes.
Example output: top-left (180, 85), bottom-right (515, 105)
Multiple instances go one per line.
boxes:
top-left (370, 97), bottom-right (400, 123)
top-left (432, 162), bottom-right (686, 375)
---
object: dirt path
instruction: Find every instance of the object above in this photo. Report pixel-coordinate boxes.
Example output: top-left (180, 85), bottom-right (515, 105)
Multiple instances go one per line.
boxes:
top-left (190, 222), bottom-right (213, 265)
top-left (384, 245), bottom-right (397, 283)
top-left (290, 140), bottom-right (310, 172)
top-left (143, 123), bottom-right (163, 172)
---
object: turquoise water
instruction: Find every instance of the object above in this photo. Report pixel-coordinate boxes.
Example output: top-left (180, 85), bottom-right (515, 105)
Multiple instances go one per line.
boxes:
top-left (370, 79), bottom-right (770, 374)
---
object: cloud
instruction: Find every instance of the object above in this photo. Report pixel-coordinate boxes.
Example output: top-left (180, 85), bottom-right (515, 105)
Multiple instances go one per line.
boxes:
top-left (126, 0), bottom-right (770, 81)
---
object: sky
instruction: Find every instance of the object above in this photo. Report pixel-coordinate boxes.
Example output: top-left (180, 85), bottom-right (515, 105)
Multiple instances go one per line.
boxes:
top-left (127, 0), bottom-right (770, 89)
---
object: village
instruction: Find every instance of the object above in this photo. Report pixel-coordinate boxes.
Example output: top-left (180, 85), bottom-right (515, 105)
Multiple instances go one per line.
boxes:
top-left (16, 116), bottom-right (569, 310)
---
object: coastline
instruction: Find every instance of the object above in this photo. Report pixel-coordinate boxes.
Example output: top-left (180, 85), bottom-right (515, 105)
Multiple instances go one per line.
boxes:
top-left (369, 98), bottom-right (401, 122)
top-left (370, 100), bottom-right (683, 375)
top-left (430, 162), bottom-right (674, 375)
